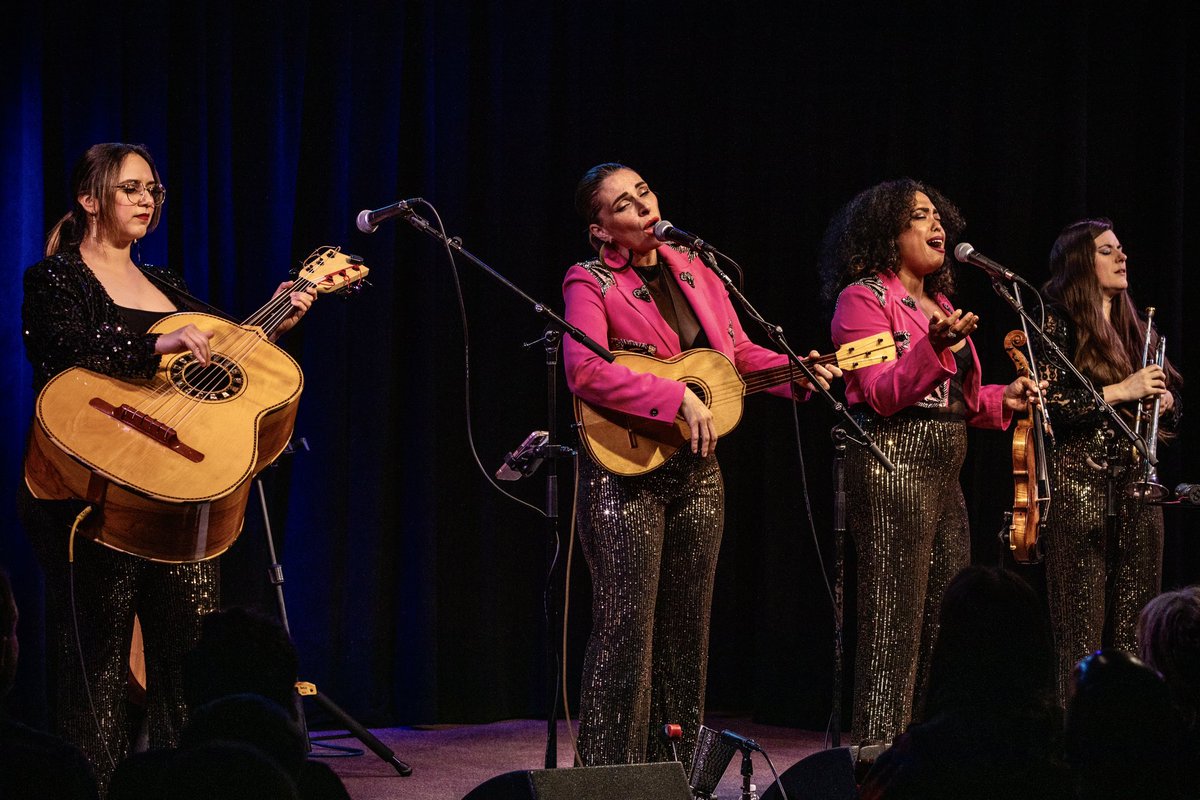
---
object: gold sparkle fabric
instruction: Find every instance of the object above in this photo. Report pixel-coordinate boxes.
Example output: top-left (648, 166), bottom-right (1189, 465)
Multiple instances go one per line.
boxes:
top-left (1041, 427), bottom-right (1163, 705)
top-left (574, 449), bottom-right (723, 768)
top-left (845, 413), bottom-right (970, 744)
top-left (1034, 307), bottom-right (1172, 706)
top-left (18, 485), bottom-right (219, 793)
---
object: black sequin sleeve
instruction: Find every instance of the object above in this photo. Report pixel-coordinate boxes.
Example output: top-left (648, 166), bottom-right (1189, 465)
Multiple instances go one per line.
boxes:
top-left (21, 251), bottom-right (191, 393)
top-left (1035, 306), bottom-right (1181, 436)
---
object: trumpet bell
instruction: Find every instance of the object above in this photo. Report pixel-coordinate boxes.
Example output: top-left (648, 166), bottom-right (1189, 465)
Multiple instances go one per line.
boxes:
top-left (1128, 480), bottom-right (1171, 503)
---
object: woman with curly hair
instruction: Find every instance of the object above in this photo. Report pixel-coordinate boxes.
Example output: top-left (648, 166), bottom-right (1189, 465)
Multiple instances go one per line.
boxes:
top-left (1034, 218), bottom-right (1181, 704)
top-left (818, 178), bottom-right (1038, 745)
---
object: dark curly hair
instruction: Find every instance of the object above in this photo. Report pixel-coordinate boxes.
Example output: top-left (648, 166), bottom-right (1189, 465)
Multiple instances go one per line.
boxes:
top-left (818, 178), bottom-right (965, 305)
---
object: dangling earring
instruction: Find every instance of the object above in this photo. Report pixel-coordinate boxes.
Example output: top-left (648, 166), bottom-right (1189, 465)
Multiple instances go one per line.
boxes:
top-left (597, 241), bottom-right (634, 270)
top-left (133, 238), bottom-right (142, 266)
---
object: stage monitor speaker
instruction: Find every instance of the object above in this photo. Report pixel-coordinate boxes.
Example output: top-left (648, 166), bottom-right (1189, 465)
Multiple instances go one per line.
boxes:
top-left (462, 761), bottom-right (692, 800)
top-left (760, 746), bottom-right (858, 800)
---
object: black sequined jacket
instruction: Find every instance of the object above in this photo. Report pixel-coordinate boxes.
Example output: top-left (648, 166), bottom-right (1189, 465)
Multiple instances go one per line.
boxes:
top-left (1035, 305), bottom-right (1181, 446)
top-left (22, 248), bottom-right (193, 394)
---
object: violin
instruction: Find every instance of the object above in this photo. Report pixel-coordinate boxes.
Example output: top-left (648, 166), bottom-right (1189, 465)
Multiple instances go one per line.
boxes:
top-left (1003, 330), bottom-right (1052, 563)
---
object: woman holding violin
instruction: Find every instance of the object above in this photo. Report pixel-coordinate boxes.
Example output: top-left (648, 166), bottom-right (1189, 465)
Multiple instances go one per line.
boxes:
top-left (819, 178), bottom-right (1041, 746)
top-left (1034, 218), bottom-right (1181, 704)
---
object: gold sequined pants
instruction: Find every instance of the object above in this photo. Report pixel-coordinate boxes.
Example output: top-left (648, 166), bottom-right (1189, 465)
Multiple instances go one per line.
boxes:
top-left (18, 485), bottom-right (220, 794)
top-left (575, 449), bottom-right (723, 767)
top-left (845, 413), bottom-right (969, 744)
top-left (1042, 428), bottom-right (1163, 705)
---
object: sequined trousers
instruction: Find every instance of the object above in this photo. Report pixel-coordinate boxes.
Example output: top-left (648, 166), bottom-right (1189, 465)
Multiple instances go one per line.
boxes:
top-left (18, 484), bottom-right (220, 793)
top-left (575, 449), bottom-right (723, 768)
top-left (845, 413), bottom-right (969, 744)
top-left (1042, 428), bottom-right (1163, 705)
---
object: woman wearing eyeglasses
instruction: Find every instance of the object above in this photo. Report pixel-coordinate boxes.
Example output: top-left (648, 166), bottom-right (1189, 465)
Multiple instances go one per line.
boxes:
top-left (18, 142), bottom-right (314, 790)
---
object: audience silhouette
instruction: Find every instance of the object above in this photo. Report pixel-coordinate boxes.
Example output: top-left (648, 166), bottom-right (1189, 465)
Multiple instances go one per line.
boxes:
top-left (0, 566), bottom-right (100, 799)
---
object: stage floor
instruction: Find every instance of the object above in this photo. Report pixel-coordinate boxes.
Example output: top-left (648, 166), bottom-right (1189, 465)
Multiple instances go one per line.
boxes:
top-left (314, 714), bottom-right (829, 799)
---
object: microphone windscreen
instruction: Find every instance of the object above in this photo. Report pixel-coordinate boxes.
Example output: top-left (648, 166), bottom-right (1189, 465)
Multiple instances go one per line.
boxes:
top-left (954, 242), bottom-right (975, 262)
top-left (652, 220), bottom-right (674, 241)
top-left (356, 209), bottom-right (376, 234)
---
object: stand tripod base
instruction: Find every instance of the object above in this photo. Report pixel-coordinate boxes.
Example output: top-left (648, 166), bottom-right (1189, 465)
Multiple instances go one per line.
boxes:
top-left (296, 681), bottom-right (413, 776)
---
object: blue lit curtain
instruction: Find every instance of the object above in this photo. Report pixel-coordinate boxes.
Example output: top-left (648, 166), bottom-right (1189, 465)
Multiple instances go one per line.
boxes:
top-left (3, 2), bottom-right (1198, 732)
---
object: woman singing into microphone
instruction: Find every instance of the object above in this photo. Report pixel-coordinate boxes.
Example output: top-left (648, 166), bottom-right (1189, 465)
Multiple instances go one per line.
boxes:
top-left (819, 178), bottom-right (1039, 746)
top-left (563, 162), bottom-right (838, 766)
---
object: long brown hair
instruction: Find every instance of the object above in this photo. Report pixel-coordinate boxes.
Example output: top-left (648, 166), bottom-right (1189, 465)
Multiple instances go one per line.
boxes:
top-left (1043, 218), bottom-right (1181, 392)
top-left (45, 142), bottom-right (163, 256)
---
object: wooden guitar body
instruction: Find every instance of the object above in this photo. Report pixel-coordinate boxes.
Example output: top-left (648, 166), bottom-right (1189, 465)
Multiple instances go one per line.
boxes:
top-left (574, 349), bottom-right (745, 477)
top-left (23, 246), bottom-right (367, 562)
top-left (574, 331), bottom-right (896, 476)
top-left (25, 313), bottom-right (301, 562)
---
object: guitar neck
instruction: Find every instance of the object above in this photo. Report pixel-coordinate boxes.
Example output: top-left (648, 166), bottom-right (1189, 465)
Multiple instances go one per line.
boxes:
top-left (740, 357), bottom-right (833, 396)
top-left (241, 277), bottom-right (317, 338)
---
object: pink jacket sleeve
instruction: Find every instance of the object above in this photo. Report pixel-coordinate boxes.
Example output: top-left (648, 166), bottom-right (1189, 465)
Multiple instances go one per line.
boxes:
top-left (563, 265), bottom-right (686, 424)
top-left (832, 284), bottom-right (955, 416)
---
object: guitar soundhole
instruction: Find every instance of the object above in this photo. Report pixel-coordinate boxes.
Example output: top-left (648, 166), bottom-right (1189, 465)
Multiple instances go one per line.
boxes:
top-left (169, 354), bottom-right (246, 401)
top-left (686, 382), bottom-right (708, 405)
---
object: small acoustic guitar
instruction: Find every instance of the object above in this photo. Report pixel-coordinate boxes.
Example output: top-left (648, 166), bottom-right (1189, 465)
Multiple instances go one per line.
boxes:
top-left (574, 331), bottom-right (897, 476)
top-left (23, 246), bottom-right (368, 563)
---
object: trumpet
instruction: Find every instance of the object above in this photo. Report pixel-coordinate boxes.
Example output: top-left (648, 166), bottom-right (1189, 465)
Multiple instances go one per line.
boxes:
top-left (1129, 307), bottom-right (1170, 502)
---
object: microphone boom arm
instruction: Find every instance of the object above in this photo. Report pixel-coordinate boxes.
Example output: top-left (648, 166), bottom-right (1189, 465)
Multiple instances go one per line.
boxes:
top-left (696, 246), bottom-right (894, 472)
top-left (385, 202), bottom-right (614, 363)
top-left (987, 276), bottom-right (1153, 465)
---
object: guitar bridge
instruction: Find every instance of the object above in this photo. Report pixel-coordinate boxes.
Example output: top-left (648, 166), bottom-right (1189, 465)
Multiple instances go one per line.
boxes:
top-left (90, 398), bottom-right (205, 463)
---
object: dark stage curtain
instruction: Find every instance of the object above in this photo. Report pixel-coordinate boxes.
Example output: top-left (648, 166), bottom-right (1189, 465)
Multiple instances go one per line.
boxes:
top-left (3, 2), bottom-right (1198, 734)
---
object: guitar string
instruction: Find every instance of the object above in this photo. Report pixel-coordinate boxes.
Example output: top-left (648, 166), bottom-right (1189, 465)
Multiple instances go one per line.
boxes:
top-left (150, 280), bottom-right (313, 429)
top-left (139, 265), bottom-right (328, 426)
top-left (129, 262), bottom-right (325, 417)
top-left (98, 250), bottom-right (354, 472)
top-left (650, 349), bottom-right (891, 406)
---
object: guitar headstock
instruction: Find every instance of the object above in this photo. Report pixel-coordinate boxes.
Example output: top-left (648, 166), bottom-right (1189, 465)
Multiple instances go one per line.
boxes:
top-left (297, 246), bottom-right (370, 295)
top-left (835, 331), bottom-right (897, 370)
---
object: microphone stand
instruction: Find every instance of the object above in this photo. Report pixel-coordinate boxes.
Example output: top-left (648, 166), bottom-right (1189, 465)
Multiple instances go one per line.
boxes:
top-left (695, 248), bottom-right (894, 755)
top-left (521, 323), bottom-right (580, 769)
top-left (830, 426), bottom-right (848, 747)
top-left (256, 440), bottom-right (413, 776)
top-left (696, 251), bottom-right (893, 471)
top-left (986, 277), bottom-right (1153, 465)
top-left (389, 203), bottom-right (612, 769)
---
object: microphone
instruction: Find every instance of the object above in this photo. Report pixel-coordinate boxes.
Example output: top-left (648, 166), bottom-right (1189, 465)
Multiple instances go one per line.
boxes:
top-left (495, 430), bottom-right (549, 481)
top-left (719, 729), bottom-right (763, 753)
top-left (356, 198), bottom-right (421, 234)
top-left (652, 220), bottom-right (715, 253)
top-left (954, 242), bottom-right (1028, 284)
top-left (1174, 483), bottom-right (1200, 505)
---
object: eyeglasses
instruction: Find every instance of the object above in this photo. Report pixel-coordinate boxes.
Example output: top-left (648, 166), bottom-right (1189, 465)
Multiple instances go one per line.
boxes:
top-left (112, 181), bottom-right (166, 206)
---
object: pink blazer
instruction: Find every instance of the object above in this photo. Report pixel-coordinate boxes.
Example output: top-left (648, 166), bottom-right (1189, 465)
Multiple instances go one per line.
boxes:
top-left (830, 270), bottom-right (1011, 429)
top-left (563, 244), bottom-right (798, 423)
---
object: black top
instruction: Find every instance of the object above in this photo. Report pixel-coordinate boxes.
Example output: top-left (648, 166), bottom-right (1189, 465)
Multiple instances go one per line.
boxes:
top-left (632, 260), bottom-right (710, 351)
top-left (946, 344), bottom-right (972, 418)
top-left (116, 305), bottom-right (179, 336)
